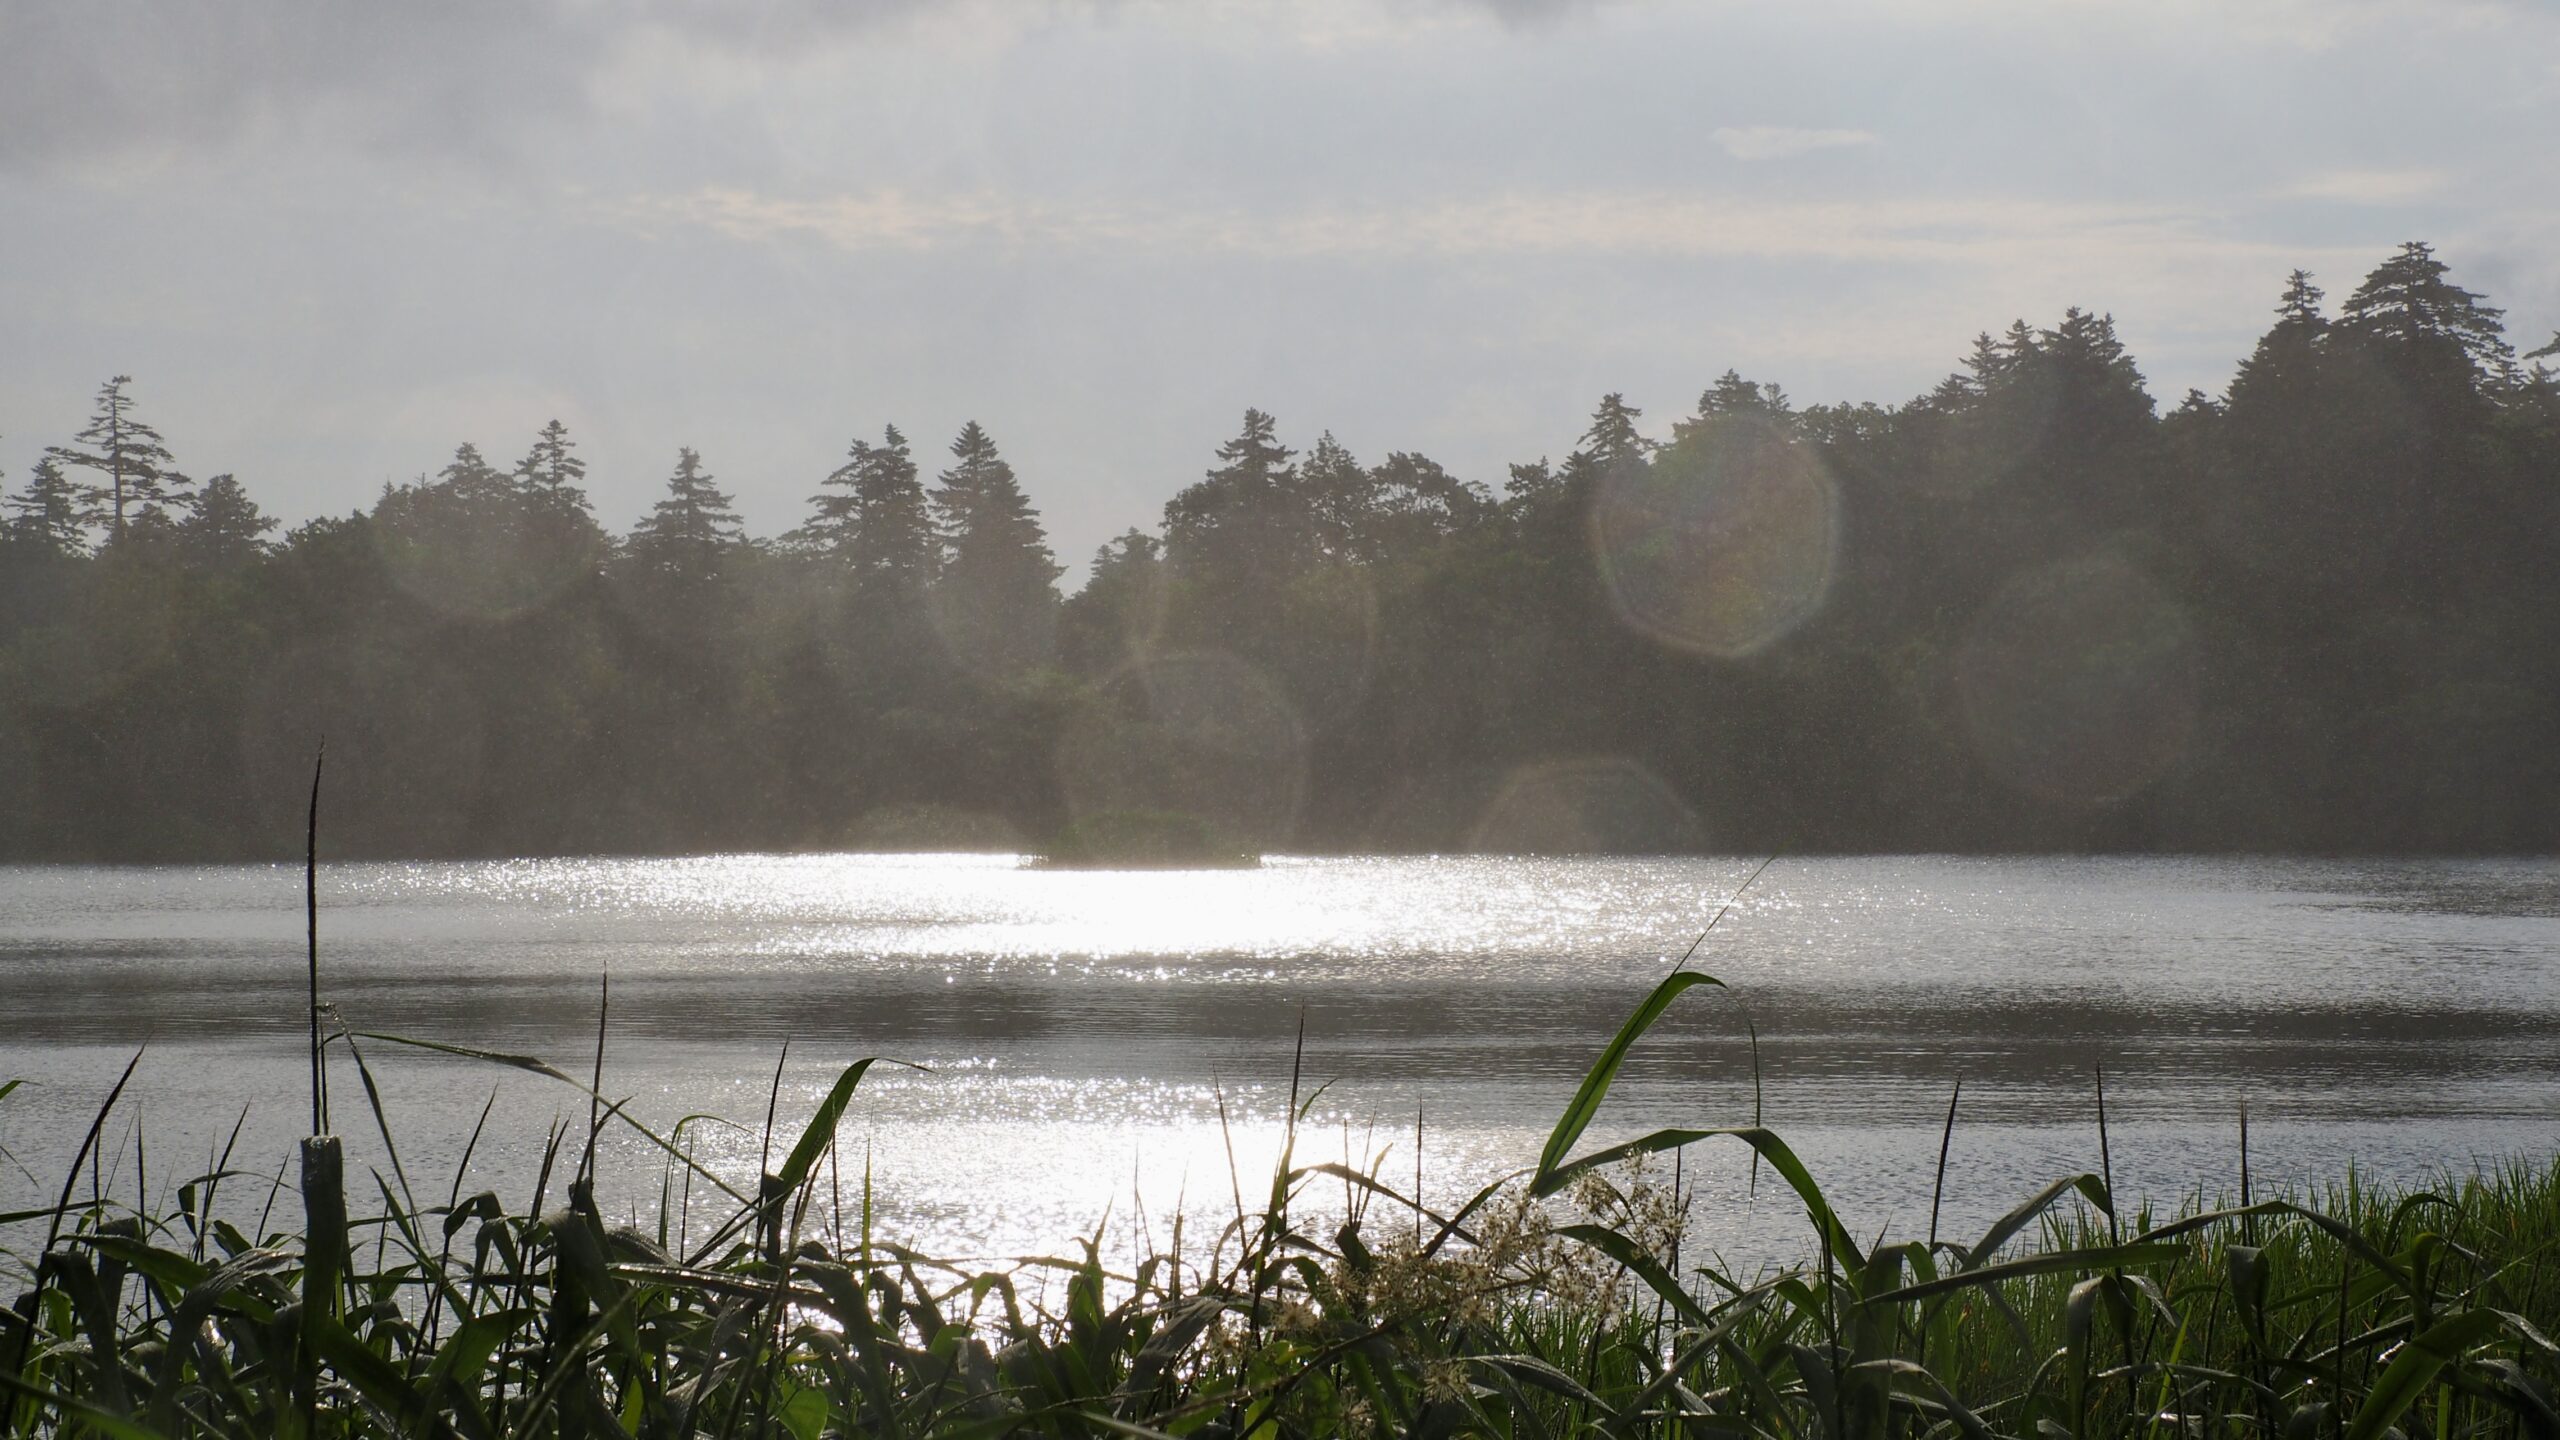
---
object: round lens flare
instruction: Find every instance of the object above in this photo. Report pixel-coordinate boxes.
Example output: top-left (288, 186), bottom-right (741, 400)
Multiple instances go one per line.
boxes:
top-left (1588, 418), bottom-right (1841, 659)
top-left (1955, 555), bottom-right (2200, 806)
top-left (381, 528), bottom-right (590, 622)
top-left (1054, 651), bottom-right (1308, 849)
top-left (1468, 757), bottom-right (1704, 855)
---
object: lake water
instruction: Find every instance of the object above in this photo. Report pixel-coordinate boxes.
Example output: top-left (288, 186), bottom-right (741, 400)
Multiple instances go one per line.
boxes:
top-left (4, 854), bottom-right (2558, 1271)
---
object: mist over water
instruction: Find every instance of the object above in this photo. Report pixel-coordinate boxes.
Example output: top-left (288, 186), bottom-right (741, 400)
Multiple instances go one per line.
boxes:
top-left (4, 854), bottom-right (2556, 1267)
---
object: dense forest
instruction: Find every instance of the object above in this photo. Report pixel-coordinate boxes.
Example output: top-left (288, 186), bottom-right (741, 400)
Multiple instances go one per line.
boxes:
top-left (2, 242), bottom-right (2555, 860)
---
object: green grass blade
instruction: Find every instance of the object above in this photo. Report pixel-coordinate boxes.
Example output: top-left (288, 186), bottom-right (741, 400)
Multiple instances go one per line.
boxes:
top-left (1533, 969), bottom-right (1722, 1191)
top-left (774, 1059), bottom-right (881, 1195)
top-left (2346, 1309), bottom-right (2503, 1440)
top-left (1867, 1243), bottom-right (2188, 1304)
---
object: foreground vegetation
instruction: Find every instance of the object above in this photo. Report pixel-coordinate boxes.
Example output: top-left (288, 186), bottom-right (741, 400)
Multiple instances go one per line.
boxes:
top-left (8, 962), bottom-right (2560, 1439)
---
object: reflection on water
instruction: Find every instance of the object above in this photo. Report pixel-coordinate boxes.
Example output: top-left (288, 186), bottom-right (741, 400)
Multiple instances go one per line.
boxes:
top-left (2, 855), bottom-right (2556, 1264)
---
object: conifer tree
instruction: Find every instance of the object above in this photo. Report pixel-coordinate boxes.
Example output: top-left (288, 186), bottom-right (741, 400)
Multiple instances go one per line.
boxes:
top-left (47, 375), bottom-right (183, 542)
top-left (1962, 331), bottom-right (2012, 394)
top-left (438, 442), bottom-right (512, 505)
top-left (628, 446), bottom-right (747, 587)
top-left (370, 440), bottom-right (602, 618)
top-left (800, 434), bottom-right (872, 558)
top-left (1163, 408), bottom-right (1307, 577)
top-left (1573, 393), bottom-right (1651, 471)
top-left (516, 419), bottom-right (594, 517)
top-left (1920, 333), bottom-right (2007, 412)
top-left (928, 422), bottom-right (993, 552)
top-left (1539, 394), bottom-right (1653, 513)
top-left (1184, 408), bottom-right (1295, 508)
top-left (4, 456), bottom-right (95, 557)
top-left (1060, 529), bottom-right (1164, 673)
top-left (2035, 308), bottom-right (2155, 444)
top-left (932, 423), bottom-right (1058, 593)
top-left (799, 427), bottom-right (935, 584)
top-left (2340, 241), bottom-right (2512, 381)
top-left (1157, 409), bottom-right (1320, 656)
top-left (2340, 244), bottom-right (2528, 603)
top-left (848, 424), bottom-right (935, 591)
top-left (2227, 271), bottom-right (2328, 412)
top-left (930, 422), bottom-right (1061, 675)
top-left (176, 473), bottom-right (275, 567)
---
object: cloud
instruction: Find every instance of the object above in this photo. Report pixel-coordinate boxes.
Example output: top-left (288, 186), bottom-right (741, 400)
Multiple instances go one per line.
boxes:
top-left (0, 0), bottom-right (943, 173)
top-left (1856, 0), bottom-right (2539, 50)
top-left (2278, 169), bottom-right (2447, 205)
top-left (604, 183), bottom-right (2333, 276)
top-left (1710, 126), bottom-right (1878, 162)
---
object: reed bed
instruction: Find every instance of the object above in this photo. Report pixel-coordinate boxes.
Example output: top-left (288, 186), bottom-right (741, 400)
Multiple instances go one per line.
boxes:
top-left (9, 961), bottom-right (2560, 1440)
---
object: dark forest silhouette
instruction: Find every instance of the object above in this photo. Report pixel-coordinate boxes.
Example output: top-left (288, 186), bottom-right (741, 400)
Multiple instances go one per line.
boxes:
top-left (4, 242), bottom-right (2556, 860)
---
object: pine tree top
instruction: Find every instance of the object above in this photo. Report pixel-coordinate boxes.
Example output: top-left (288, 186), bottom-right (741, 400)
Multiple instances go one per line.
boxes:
top-left (1575, 393), bottom-right (1650, 468)
top-left (1209, 409), bottom-right (1295, 481)
top-left (2341, 242), bottom-right (2510, 362)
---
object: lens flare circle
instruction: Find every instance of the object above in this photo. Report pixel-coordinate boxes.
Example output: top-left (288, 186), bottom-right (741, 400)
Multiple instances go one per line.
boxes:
top-left (1468, 757), bottom-right (1705, 855)
top-left (1588, 415), bottom-right (1840, 658)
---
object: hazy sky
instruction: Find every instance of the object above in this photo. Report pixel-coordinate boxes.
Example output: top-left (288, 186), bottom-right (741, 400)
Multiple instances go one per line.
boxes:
top-left (4, 0), bottom-right (2555, 573)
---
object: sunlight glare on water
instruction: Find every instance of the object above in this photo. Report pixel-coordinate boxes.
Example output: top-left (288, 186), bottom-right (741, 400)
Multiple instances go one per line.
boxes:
top-left (5, 854), bottom-right (2559, 1265)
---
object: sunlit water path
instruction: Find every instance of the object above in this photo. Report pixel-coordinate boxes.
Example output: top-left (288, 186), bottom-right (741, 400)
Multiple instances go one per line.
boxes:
top-left (3, 855), bottom-right (2556, 1269)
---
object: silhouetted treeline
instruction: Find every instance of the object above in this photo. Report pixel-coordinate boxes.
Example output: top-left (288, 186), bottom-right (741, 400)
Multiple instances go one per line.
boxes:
top-left (5, 242), bottom-right (2556, 860)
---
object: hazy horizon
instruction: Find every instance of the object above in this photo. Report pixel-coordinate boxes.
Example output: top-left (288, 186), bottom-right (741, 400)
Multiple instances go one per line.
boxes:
top-left (6, 0), bottom-right (2557, 574)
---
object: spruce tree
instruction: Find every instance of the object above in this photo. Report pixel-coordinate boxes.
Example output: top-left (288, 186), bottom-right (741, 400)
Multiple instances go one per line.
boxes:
top-left (928, 421), bottom-right (991, 554)
top-left (516, 419), bottom-right (594, 518)
top-left (176, 473), bottom-right (275, 566)
top-left (628, 446), bottom-right (746, 587)
top-left (4, 456), bottom-right (95, 556)
top-left (848, 424), bottom-right (935, 591)
top-left (47, 375), bottom-right (183, 542)
top-left (1961, 331), bottom-right (2012, 394)
top-left (1157, 409), bottom-right (1320, 656)
top-left (1574, 393), bottom-right (1652, 471)
top-left (930, 422), bottom-right (1061, 675)
top-left (2036, 309), bottom-right (2155, 447)
top-left (2340, 241), bottom-right (2512, 381)
top-left (1163, 408), bottom-right (1307, 577)
top-left (2227, 271), bottom-right (2328, 412)
top-left (1538, 394), bottom-right (1653, 514)
top-left (438, 442), bottom-right (512, 506)
top-left (932, 423), bottom-right (1059, 594)
top-left (800, 434), bottom-right (871, 558)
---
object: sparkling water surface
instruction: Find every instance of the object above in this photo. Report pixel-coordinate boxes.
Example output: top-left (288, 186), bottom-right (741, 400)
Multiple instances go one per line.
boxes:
top-left (3, 855), bottom-right (2556, 1269)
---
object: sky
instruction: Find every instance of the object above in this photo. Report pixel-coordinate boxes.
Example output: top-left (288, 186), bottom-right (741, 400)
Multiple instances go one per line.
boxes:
top-left (3, 0), bottom-right (2556, 575)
